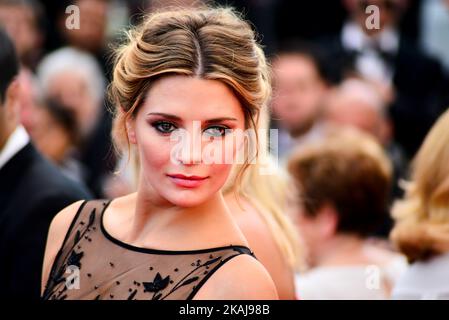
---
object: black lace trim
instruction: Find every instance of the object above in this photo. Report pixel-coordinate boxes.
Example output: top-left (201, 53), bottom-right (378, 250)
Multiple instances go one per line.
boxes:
top-left (100, 199), bottom-right (253, 256)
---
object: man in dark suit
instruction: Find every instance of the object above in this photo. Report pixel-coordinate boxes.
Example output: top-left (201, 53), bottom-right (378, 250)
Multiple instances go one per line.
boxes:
top-left (321, 0), bottom-right (449, 159)
top-left (0, 28), bottom-right (92, 299)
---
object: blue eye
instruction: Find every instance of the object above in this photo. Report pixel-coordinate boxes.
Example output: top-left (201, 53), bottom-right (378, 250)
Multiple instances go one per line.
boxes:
top-left (152, 121), bottom-right (177, 134)
top-left (204, 126), bottom-right (231, 137)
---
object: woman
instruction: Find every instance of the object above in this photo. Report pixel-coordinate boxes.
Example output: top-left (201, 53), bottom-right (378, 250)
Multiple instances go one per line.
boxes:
top-left (41, 6), bottom-right (277, 300)
top-left (390, 108), bottom-right (449, 300)
top-left (287, 127), bottom-right (406, 299)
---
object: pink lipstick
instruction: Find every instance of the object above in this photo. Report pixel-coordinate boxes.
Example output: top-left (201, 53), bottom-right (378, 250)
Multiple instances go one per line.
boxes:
top-left (166, 174), bottom-right (209, 188)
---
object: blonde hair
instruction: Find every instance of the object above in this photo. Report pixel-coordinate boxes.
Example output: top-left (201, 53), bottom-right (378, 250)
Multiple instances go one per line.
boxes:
top-left (109, 6), bottom-right (271, 187)
top-left (223, 103), bottom-right (302, 269)
top-left (391, 108), bottom-right (449, 263)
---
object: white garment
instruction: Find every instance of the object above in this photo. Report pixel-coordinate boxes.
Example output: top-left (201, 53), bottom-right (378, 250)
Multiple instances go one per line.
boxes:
top-left (0, 125), bottom-right (29, 170)
top-left (420, 0), bottom-right (449, 74)
top-left (295, 257), bottom-right (407, 300)
top-left (341, 21), bottom-right (399, 84)
top-left (392, 252), bottom-right (449, 300)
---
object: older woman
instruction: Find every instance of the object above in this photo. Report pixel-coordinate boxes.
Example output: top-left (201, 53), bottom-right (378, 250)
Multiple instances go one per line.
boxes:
top-left (288, 126), bottom-right (406, 299)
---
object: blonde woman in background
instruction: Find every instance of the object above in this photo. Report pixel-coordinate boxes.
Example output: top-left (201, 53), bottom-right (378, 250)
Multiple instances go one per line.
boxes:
top-left (391, 108), bottom-right (449, 300)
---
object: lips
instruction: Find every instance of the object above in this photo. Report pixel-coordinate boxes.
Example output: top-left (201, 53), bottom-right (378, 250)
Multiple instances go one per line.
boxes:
top-left (166, 174), bottom-right (209, 188)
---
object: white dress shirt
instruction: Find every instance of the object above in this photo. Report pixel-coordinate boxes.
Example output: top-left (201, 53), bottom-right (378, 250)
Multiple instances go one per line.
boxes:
top-left (0, 125), bottom-right (30, 170)
top-left (341, 21), bottom-right (399, 84)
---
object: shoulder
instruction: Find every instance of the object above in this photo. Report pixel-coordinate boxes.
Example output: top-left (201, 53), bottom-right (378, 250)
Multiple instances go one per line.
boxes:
top-left (227, 196), bottom-right (284, 267)
top-left (227, 196), bottom-right (267, 239)
top-left (41, 200), bottom-right (86, 294)
top-left (193, 253), bottom-right (278, 300)
top-left (46, 200), bottom-right (87, 244)
top-left (226, 195), bottom-right (296, 299)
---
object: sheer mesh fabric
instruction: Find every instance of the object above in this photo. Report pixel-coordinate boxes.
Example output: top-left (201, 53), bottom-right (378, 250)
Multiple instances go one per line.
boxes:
top-left (42, 200), bottom-right (255, 300)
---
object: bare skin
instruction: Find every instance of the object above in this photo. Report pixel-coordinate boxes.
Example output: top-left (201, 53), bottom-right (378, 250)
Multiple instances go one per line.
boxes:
top-left (225, 193), bottom-right (296, 299)
top-left (0, 80), bottom-right (20, 149)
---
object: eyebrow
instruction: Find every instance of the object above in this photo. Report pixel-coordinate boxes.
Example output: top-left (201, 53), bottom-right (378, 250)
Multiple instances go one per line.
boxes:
top-left (146, 112), bottom-right (238, 123)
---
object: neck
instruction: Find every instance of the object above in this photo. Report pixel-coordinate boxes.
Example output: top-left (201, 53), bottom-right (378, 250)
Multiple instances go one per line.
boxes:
top-left (311, 233), bottom-right (366, 268)
top-left (289, 117), bottom-right (316, 138)
top-left (0, 124), bottom-right (17, 151)
top-left (0, 108), bottom-right (17, 150)
top-left (127, 179), bottom-right (232, 245)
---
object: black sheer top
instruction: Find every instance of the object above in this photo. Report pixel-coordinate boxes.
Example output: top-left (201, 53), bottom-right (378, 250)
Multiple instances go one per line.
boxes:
top-left (42, 200), bottom-right (255, 300)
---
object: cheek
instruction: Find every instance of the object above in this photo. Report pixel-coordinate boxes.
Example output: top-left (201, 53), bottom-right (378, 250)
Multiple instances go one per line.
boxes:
top-left (140, 139), bottom-right (171, 172)
top-left (209, 162), bottom-right (233, 186)
top-left (203, 131), bottom-right (245, 165)
top-left (134, 124), bottom-right (172, 176)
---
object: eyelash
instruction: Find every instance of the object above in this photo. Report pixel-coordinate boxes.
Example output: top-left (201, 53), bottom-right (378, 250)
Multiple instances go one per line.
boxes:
top-left (150, 121), bottom-right (232, 137)
top-left (151, 121), bottom-right (177, 134)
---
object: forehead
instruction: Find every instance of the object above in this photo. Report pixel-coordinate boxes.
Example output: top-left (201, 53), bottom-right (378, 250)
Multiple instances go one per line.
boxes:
top-left (273, 55), bottom-right (318, 79)
top-left (140, 75), bottom-right (245, 121)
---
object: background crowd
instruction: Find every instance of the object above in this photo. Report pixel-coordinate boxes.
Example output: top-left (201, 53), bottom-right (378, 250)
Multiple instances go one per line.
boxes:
top-left (1, 0), bottom-right (449, 300)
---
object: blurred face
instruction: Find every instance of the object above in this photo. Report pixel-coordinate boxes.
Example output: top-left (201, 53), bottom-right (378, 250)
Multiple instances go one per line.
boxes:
top-left (325, 97), bottom-right (383, 141)
top-left (128, 75), bottom-right (246, 208)
top-left (31, 107), bottom-right (72, 164)
top-left (62, 0), bottom-right (108, 52)
top-left (47, 71), bottom-right (98, 136)
top-left (18, 70), bottom-right (39, 132)
top-left (272, 54), bottom-right (327, 136)
top-left (0, 4), bottom-right (41, 60)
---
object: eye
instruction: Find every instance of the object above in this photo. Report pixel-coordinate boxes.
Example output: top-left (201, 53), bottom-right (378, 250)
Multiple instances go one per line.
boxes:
top-left (203, 125), bottom-right (231, 138)
top-left (151, 121), bottom-right (177, 134)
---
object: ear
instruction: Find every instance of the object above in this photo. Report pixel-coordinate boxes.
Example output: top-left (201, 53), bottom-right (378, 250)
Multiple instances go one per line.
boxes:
top-left (316, 204), bottom-right (339, 239)
top-left (126, 117), bottom-right (137, 145)
top-left (5, 79), bottom-right (20, 106)
top-left (4, 79), bottom-right (21, 119)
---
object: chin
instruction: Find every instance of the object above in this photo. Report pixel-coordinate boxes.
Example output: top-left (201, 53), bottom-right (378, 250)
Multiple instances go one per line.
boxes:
top-left (167, 193), bottom-right (209, 207)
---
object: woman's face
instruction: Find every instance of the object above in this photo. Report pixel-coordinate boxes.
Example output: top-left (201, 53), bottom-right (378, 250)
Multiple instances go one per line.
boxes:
top-left (128, 75), bottom-right (246, 207)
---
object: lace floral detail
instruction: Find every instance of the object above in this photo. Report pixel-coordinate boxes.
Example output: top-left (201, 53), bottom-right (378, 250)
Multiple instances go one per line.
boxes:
top-left (42, 200), bottom-right (255, 300)
top-left (43, 207), bottom-right (96, 300)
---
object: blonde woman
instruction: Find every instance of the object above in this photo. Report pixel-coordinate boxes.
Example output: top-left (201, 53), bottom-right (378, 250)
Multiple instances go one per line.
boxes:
top-left (41, 7), bottom-right (277, 300)
top-left (391, 108), bottom-right (449, 300)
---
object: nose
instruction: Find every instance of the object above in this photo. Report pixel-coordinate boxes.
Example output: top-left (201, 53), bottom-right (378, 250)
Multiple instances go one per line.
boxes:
top-left (170, 124), bottom-right (203, 165)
